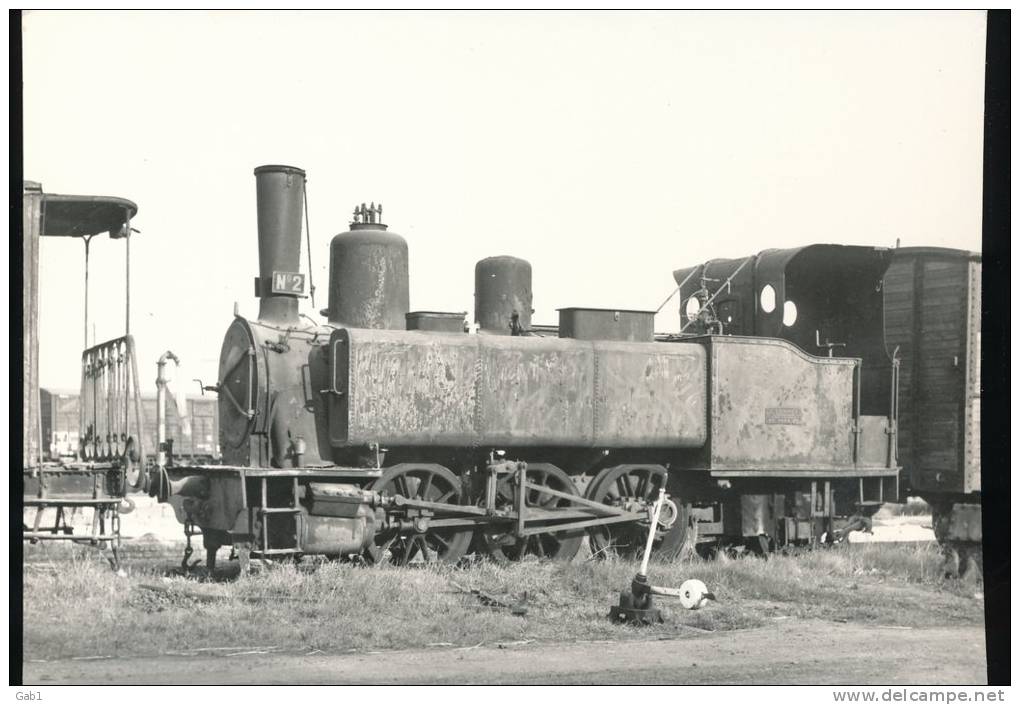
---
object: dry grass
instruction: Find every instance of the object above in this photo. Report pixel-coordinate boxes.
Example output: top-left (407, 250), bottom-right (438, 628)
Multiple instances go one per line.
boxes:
top-left (22, 540), bottom-right (983, 662)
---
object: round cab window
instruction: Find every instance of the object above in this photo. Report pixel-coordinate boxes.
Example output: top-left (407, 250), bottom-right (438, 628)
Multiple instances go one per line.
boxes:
top-left (759, 285), bottom-right (776, 313)
top-left (783, 300), bottom-right (798, 327)
top-left (684, 296), bottom-right (701, 321)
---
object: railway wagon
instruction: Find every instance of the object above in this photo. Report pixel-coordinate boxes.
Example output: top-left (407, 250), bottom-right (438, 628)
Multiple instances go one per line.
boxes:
top-left (882, 247), bottom-right (981, 566)
top-left (39, 388), bottom-right (80, 460)
top-left (150, 166), bottom-right (899, 570)
top-left (38, 389), bottom-right (219, 464)
top-left (140, 395), bottom-right (220, 463)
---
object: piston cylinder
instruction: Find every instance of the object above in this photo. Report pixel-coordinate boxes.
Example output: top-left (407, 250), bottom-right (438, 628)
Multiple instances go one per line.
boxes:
top-left (253, 165), bottom-right (306, 324)
top-left (474, 256), bottom-right (532, 335)
top-left (327, 203), bottom-right (409, 329)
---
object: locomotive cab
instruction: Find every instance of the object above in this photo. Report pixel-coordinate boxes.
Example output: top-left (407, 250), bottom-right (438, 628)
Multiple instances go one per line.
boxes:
top-left (671, 245), bottom-right (901, 544)
top-left (673, 244), bottom-right (896, 416)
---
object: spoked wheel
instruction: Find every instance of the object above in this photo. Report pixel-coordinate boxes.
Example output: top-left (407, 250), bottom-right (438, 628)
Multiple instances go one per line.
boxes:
top-left (586, 464), bottom-right (688, 559)
top-left (482, 463), bottom-right (584, 562)
top-left (367, 464), bottom-right (473, 566)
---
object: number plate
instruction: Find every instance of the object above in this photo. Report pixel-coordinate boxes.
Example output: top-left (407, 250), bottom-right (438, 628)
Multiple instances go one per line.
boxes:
top-left (765, 407), bottom-right (803, 425)
top-left (271, 271), bottom-right (305, 295)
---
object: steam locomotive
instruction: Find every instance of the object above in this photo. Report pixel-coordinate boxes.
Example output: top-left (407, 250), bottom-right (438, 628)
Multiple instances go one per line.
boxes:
top-left (152, 165), bottom-right (899, 569)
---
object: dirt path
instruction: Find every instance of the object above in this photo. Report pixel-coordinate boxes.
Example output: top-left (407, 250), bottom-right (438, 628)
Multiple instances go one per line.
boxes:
top-left (23, 619), bottom-right (985, 685)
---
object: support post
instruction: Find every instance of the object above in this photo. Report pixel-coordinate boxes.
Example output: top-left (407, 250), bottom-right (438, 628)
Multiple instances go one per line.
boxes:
top-left (83, 235), bottom-right (92, 350)
top-left (125, 223), bottom-right (131, 335)
top-left (155, 351), bottom-right (180, 472)
top-left (515, 462), bottom-right (527, 538)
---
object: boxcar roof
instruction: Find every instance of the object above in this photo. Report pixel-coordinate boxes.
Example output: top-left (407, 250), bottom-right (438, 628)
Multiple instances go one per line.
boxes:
top-left (892, 246), bottom-right (981, 261)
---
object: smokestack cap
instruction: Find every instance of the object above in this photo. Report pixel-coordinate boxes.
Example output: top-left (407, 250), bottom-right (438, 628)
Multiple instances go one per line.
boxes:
top-left (254, 164), bottom-right (306, 177)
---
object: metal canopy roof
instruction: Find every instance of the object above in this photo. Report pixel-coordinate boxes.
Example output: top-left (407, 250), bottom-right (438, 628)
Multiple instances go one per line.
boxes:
top-left (40, 193), bottom-right (138, 238)
top-left (671, 244), bottom-right (891, 292)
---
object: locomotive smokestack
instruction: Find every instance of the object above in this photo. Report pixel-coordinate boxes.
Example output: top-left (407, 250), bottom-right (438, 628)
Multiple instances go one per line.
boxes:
top-left (253, 164), bottom-right (306, 324)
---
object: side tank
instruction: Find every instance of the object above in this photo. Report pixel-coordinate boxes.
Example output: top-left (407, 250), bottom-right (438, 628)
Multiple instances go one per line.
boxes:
top-left (327, 327), bottom-right (708, 449)
top-left (475, 255), bottom-right (532, 334)
top-left (327, 203), bottom-right (409, 330)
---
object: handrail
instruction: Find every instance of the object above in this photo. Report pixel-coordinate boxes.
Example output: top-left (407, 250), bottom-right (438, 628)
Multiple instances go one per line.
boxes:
top-left (678, 256), bottom-right (754, 334)
top-left (79, 335), bottom-right (147, 486)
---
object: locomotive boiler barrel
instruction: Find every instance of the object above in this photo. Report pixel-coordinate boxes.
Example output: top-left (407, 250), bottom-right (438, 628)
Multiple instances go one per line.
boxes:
top-left (475, 256), bottom-right (533, 335)
top-left (253, 165), bottom-right (306, 324)
top-left (327, 206), bottom-right (409, 330)
top-left (217, 315), bottom-right (334, 467)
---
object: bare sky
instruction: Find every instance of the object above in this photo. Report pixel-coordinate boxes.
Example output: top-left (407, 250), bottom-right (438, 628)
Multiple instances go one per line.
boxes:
top-left (24, 10), bottom-right (987, 391)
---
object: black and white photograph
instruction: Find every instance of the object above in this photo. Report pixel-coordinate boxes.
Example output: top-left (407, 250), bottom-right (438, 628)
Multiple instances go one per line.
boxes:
top-left (13, 9), bottom-right (1007, 691)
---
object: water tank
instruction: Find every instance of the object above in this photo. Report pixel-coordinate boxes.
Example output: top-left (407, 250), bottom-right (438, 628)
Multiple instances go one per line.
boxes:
top-left (557, 308), bottom-right (655, 342)
top-left (474, 256), bottom-right (532, 335)
top-left (406, 311), bottom-right (467, 333)
top-left (327, 203), bottom-right (409, 330)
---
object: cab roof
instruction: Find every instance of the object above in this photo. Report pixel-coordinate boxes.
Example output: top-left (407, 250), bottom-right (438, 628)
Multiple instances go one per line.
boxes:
top-left (38, 191), bottom-right (138, 239)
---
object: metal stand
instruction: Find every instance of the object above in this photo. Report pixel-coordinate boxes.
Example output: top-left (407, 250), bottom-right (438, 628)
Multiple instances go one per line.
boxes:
top-left (610, 574), bottom-right (665, 625)
top-left (608, 488), bottom-right (716, 624)
top-left (610, 488), bottom-right (668, 625)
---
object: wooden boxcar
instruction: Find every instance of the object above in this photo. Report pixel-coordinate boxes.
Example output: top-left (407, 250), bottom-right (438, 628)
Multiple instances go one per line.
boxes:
top-left (883, 247), bottom-right (981, 498)
top-left (882, 247), bottom-right (981, 548)
top-left (140, 395), bottom-right (220, 463)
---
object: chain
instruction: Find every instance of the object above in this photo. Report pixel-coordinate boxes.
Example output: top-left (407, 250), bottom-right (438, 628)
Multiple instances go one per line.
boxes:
top-left (181, 518), bottom-right (195, 572)
top-left (303, 180), bottom-right (316, 309)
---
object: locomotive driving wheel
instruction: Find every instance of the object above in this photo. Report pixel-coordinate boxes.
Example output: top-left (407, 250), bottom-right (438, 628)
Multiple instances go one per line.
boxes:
top-left (586, 464), bottom-right (689, 559)
top-left (366, 464), bottom-right (473, 566)
top-left (482, 463), bottom-right (585, 562)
